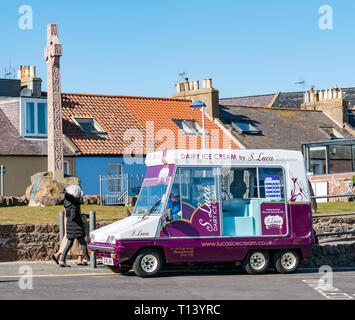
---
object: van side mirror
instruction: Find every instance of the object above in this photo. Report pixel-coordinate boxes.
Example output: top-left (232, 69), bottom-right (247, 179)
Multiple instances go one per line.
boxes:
top-left (126, 208), bottom-right (131, 217)
top-left (164, 209), bottom-right (173, 222)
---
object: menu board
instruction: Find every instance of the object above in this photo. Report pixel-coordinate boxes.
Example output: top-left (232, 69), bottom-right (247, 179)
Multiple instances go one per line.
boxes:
top-left (264, 175), bottom-right (282, 201)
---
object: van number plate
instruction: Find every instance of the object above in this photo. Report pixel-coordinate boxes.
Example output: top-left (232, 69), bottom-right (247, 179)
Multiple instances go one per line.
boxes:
top-left (102, 257), bottom-right (114, 266)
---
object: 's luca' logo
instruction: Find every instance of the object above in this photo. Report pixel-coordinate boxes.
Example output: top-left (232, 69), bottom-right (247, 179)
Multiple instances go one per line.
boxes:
top-left (131, 229), bottom-right (149, 237)
top-left (264, 215), bottom-right (284, 230)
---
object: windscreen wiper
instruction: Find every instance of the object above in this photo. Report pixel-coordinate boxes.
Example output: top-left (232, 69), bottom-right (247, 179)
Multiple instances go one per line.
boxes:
top-left (142, 200), bottom-right (161, 219)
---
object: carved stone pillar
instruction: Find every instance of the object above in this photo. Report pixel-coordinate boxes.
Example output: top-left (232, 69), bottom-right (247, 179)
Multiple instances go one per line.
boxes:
top-left (44, 24), bottom-right (64, 181)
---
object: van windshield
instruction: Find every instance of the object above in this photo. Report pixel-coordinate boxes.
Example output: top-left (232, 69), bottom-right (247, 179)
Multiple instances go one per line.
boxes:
top-left (133, 179), bottom-right (169, 216)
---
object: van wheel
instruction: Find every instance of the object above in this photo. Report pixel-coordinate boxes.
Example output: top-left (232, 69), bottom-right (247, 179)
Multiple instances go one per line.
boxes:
top-left (243, 251), bottom-right (270, 275)
top-left (108, 265), bottom-right (131, 274)
top-left (273, 250), bottom-right (300, 274)
top-left (133, 249), bottom-right (162, 278)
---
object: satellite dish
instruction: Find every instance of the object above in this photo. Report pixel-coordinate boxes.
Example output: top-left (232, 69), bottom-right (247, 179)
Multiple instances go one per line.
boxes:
top-left (20, 88), bottom-right (32, 97)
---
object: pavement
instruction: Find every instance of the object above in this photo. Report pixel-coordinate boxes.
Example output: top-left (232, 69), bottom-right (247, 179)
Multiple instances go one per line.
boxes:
top-left (1, 259), bottom-right (355, 301)
top-left (0, 239), bottom-right (354, 301)
top-left (0, 260), bottom-right (111, 278)
top-left (0, 237), bottom-right (354, 280)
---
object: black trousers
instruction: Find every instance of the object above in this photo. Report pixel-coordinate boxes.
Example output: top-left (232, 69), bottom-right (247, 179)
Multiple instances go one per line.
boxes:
top-left (60, 236), bottom-right (90, 263)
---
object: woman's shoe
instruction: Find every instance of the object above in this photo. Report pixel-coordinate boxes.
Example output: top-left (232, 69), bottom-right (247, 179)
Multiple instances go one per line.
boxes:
top-left (59, 263), bottom-right (71, 268)
top-left (50, 254), bottom-right (59, 265)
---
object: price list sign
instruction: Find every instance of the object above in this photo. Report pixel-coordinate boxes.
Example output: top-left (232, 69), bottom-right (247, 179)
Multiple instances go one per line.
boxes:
top-left (264, 176), bottom-right (282, 201)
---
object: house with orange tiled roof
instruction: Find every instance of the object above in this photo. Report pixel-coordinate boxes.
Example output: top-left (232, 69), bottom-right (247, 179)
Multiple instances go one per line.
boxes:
top-left (60, 92), bottom-right (236, 196)
top-left (0, 68), bottom-right (236, 197)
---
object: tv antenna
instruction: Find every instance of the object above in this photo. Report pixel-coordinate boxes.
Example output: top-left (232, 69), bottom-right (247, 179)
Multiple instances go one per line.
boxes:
top-left (178, 72), bottom-right (187, 80)
top-left (4, 63), bottom-right (16, 79)
top-left (174, 72), bottom-right (188, 88)
top-left (294, 80), bottom-right (306, 92)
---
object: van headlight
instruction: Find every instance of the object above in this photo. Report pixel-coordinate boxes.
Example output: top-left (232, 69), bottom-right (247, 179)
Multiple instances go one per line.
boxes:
top-left (110, 235), bottom-right (116, 245)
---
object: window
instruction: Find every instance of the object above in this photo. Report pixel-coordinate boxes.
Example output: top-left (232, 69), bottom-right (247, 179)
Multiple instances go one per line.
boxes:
top-left (108, 163), bottom-right (123, 194)
top-left (232, 122), bottom-right (260, 134)
top-left (258, 168), bottom-right (285, 201)
top-left (169, 167), bottom-right (219, 220)
top-left (329, 145), bottom-right (353, 174)
top-left (319, 126), bottom-right (344, 140)
top-left (26, 102), bottom-right (35, 134)
top-left (221, 167), bottom-right (287, 237)
top-left (73, 117), bottom-right (106, 134)
top-left (23, 100), bottom-right (47, 137)
top-left (108, 163), bottom-right (122, 176)
top-left (308, 147), bottom-right (327, 175)
top-left (221, 167), bottom-right (257, 200)
top-left (63, 161), bottom-right (70, 176)
top-left (172, 119), bottom-right (206, 136)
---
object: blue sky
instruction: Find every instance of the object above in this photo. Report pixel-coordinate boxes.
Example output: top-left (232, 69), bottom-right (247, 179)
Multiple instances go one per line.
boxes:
top-left (0, 0), bottom-right (354, 98)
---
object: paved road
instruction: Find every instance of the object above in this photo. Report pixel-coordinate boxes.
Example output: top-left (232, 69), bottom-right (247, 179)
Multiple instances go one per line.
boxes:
top-left (0, 261), bottom-right (355, 301)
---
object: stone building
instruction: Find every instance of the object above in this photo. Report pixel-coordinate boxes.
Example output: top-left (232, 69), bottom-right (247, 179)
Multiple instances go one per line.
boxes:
top-left (0, 67), bottom-right (76, 197)
top-left (173, 78), bottom-right (355, 200)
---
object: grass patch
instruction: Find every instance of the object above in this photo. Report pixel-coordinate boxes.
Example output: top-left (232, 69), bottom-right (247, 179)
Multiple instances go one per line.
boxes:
top-left (316, 202), bottom-right (355, 215)
top-left (0, 202), bottom-right (354, 225)
top-left (0, 205), bottom-right (133, 225)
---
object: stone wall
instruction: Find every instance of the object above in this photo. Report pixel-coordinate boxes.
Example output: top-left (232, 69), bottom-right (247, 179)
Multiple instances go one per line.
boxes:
top-left (0, 224), bottom-right (59, 261)
top-left (0, 196), bottom-right (28, 207)
top-left (301, 243), bottom-right (355, 268)
top-left (313, 216), bottom-right (355, 239)
top-left (0, 195), bottom-right (100, 207)
top-left (0, 222), bottom-right (109, 262)
top-left (0, 218), bottom-right (354, 266)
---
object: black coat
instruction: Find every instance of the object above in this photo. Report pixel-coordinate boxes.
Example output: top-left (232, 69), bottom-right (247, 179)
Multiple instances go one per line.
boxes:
top-left (64, 193), bottom-right (85, 240)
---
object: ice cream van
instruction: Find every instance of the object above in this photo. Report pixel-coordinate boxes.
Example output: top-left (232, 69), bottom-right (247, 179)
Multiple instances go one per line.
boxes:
top-left (88, 149), bottom-right (314, 277)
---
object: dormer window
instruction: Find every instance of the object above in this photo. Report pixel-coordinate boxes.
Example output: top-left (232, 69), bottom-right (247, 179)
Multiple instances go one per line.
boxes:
top-left (21, 98), bottom-right (48, 138)
top-left (232, 121), bottom-right (260, 134)
top-left (318, 125), bottom-right (344, 140)
top-left (172, 119), bottom-right (207, 136)
top-left (73, 117), bottom-right (106, 135)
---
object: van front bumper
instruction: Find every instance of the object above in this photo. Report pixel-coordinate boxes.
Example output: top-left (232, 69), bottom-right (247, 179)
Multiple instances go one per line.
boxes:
top-left (88, 242), bottom-right (119, 266)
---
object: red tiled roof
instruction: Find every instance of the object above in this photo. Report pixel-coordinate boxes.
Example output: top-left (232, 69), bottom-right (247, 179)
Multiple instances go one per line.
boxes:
top-left (61, 93), bottom-right (237, 155)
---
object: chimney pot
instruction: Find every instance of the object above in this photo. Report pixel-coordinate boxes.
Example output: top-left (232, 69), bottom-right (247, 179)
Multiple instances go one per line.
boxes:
top-left (189, 81), bottom-right (194, 91)
top-left (318, 90), bottom-right (324, 101)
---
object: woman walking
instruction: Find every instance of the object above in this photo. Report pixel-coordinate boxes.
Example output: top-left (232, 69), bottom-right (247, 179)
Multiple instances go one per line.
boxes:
top-left (59, 185), bottom-right (91, 267)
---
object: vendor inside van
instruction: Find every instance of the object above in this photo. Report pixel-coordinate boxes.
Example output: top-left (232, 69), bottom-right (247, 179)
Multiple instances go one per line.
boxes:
top-left (166, 185), bottom-right (182, 219)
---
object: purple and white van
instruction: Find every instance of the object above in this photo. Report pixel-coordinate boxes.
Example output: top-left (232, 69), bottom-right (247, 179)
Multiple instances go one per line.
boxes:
top-left (88, 149), bottom-right (314, 277)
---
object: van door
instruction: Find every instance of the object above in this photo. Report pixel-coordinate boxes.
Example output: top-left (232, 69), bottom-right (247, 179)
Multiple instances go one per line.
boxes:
top-left (159, 167), bottom-right (221, 238)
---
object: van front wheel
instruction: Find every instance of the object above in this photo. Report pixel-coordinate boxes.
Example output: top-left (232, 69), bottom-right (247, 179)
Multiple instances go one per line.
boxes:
top-left (243, 251), bottom-right (270, 275)
top-left (133, 249), bottom-right (162, 278)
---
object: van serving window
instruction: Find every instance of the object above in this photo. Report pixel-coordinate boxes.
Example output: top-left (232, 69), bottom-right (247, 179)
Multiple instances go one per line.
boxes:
top-left (221, 167), bottom-right (287, 238)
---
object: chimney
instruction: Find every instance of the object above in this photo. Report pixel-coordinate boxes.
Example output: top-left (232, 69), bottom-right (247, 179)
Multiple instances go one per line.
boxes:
top-left (172, 77), bottom-right (220, 119)
top-left (302, 86), bottom-right (348, 127)
top-left (17, 66), bottom-right (42, 97)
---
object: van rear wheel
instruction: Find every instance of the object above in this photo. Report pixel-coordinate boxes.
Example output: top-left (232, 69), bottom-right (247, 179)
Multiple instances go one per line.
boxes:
top-left (243, 251), bottom-right (270, 275)
top-left (133, 249), bottom-right (162, 278)
top-left (273, 250), bottom-right (300, 274)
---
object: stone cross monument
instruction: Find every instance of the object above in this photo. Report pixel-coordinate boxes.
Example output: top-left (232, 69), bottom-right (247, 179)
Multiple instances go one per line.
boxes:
top-left (44, 24), bottom-right (64, 181)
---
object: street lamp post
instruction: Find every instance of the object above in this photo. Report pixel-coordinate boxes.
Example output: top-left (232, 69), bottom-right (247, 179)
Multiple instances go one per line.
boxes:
top-left (190, 100), bottom-right (207, 149)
